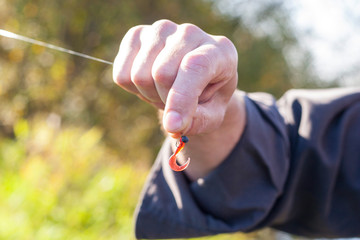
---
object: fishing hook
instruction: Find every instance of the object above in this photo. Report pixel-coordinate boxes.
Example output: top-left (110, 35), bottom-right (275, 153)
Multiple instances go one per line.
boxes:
top-left (169, 136), bottom-right (190, 171)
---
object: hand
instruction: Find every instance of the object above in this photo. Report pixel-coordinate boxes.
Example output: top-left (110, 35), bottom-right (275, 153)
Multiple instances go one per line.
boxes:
top-left (113, 19), bottom-right (239, 138)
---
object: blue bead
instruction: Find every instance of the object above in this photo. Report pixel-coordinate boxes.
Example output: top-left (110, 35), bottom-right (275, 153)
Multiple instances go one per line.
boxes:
top-left (181, 135), bottom-right (189, 143)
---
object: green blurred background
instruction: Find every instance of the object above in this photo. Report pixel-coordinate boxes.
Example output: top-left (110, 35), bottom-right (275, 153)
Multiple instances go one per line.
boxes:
top-left (0, 0), bottom-right (339, 239)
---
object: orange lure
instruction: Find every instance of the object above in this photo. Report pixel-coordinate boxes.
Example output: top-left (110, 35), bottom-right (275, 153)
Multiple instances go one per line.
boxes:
top-left (169, 136), bottom-right (190, 171)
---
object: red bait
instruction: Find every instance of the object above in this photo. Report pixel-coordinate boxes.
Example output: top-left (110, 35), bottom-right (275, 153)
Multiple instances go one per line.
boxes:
top-left (169, 136), bottom-right (190, 171)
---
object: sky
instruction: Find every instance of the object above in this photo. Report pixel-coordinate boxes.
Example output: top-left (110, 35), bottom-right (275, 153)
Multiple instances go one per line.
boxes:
top-left (213, 0), bottom-right (360, 86)
top-left (288, 0), bottom-right (360, 86)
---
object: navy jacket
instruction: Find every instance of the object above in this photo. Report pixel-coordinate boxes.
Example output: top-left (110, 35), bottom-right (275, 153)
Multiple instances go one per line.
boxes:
top-left (134, 88), bottom-right (360, 239)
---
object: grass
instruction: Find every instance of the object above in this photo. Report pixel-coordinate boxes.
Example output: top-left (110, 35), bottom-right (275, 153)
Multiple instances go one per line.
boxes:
top-left (0, 118), bottom-right (277, 240)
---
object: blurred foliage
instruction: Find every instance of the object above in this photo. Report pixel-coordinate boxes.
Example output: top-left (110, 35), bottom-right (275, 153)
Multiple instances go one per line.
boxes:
top-left (0, 118), bottom-right (147, 239)
top-left (0, 0), bottom-right (330, 239)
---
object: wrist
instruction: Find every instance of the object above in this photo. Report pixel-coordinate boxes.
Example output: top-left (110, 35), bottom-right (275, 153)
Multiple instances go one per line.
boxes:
top-left (183, 90), bottom-right (247, 180)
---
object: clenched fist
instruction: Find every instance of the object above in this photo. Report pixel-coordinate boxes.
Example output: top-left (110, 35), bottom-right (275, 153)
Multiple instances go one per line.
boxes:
top-left (113, 20), bottom-right (238, 138)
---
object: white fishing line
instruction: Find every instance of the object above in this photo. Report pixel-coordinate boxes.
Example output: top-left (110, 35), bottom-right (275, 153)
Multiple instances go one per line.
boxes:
top-left (0, 29), bottom-right (113, 65)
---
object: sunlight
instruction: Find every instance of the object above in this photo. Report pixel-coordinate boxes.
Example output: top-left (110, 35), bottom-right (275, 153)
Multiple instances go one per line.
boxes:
top-left (289, 0), bottom-right (360, 84)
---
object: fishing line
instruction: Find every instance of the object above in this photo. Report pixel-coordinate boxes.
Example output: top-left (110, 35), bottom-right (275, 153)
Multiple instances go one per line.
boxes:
top-left (1, 29), bottom-right (194, 172)
top-left (0, 29), bottom-right (113, 65)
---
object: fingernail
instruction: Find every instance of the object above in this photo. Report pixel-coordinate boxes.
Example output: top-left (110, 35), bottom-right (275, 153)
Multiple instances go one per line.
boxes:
top-left (164, 111), bottom-right (183, 133)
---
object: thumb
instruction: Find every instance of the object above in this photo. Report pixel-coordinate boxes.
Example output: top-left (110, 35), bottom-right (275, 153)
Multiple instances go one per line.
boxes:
top-left (163, 49), bottom-right (214, 135)
top-left (163, 89), bottom-right (198, 134)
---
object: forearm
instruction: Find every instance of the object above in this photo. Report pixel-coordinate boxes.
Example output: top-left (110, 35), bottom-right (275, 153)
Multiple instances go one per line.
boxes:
top-left (135, 91), bottom-right (290, 239)
top-left (168, 89), bottom-right (247, 180)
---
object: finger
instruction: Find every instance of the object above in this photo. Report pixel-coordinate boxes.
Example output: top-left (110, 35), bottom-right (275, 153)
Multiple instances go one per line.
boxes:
top-left (113, 25), bottom-right (144, 94)
top-left (152, 23), bottom-right (206, 103)
top-left (163, 38), bottom-right (238, 135)
top-left (163, 44), bottom-right (217, 134)
top-left (130, 20), bottom-right (177, 104)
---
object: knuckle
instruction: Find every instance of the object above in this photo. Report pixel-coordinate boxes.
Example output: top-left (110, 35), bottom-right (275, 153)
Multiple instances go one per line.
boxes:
top-left (113, 71), bottom-right (130, 88)
top-left (181, 53), bottom-right (211, 75)
top-left (168, 88), bottom-right (197, 106)
top-left (152, 19), bottom-right (176, 31)
top-left (127, 25), bottom-right (145, 36)
top-left (151, 20), bottom-right (177, 44)
top-left (131, 69), bottom-right (152, 87)
top-left (152, 65), bottom-right (174, 86)
top-left (178, 23), bottom-right (202, 40)
top-left (121, 25), bottom-right (144, 49)
top-left (215, 35), bottom-right (232, 47)
top-left (215, 35), bottom-right (238, 62)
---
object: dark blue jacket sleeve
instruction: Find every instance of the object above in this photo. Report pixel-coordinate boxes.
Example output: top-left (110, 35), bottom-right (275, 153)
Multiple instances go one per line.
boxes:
top-left (134, 88), bottom-right (360, 239)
